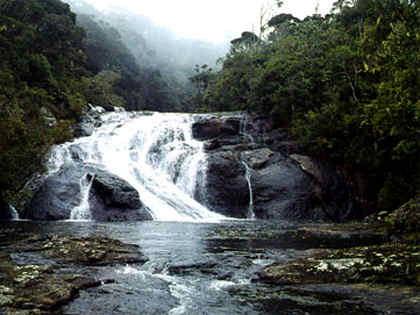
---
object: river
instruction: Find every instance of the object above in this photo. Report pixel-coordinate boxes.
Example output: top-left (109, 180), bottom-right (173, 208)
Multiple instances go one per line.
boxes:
top-left (4, 219), bottom-right (307, 314)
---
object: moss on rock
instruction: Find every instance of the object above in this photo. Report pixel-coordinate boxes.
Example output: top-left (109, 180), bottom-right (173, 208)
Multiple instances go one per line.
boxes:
top-left (0, 233), bottom-right (148, 313)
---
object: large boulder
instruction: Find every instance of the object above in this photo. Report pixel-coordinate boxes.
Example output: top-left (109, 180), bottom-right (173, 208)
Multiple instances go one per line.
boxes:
top-left (244, 150), bottom-right (326, 220)
top-left (87, 170), bottom-right (152, 221)
top-left (201, 151), bottom-right (250, 218)
top-left (25, 166), bottom-right (83, 220)
top-left (25, 165), bottom-right (152, 222)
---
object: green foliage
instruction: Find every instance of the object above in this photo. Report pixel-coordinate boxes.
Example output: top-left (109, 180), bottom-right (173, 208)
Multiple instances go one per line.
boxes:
top-left (81, 71), bottom-right (126, 109)
top-left (0, 0), bottom-right (90, 206)
top-left (200, 0), bottom-right (420, 212)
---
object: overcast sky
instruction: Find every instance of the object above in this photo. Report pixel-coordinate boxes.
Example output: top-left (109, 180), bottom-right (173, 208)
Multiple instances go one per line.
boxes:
top-left (90, 0), bottom-right (336, 43)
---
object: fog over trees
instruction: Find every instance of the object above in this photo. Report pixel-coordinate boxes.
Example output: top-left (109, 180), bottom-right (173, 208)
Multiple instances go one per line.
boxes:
top-left (63, 0), bottom-right (229, 111)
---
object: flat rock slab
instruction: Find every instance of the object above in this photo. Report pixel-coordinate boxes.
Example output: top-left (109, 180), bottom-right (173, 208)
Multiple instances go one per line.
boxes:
top-left (230, 283), bottom-right (420, 315)
top-left (0, 233), bottom-right (148, 313)
top-left (232, 222), bottom-right (420, 315)
top-left (259, 241), bottom-right (420, 286)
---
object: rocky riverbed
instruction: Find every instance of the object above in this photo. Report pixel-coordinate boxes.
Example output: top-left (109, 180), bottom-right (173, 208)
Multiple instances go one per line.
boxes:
top-left (239, 196), bottom-right (420, 314)
top-left (1, 211), bottom-right (419, 314)
top-left (0, 229), bottom-right (147, 314)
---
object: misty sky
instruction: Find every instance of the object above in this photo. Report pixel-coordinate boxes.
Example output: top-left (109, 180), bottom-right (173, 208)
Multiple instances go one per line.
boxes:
top-left (90, 0), bottom-right (336, 43)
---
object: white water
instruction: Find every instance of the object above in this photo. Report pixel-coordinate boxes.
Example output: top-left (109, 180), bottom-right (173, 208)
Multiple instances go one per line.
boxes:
top-left (69, 174), bottom-right (95, 221)
top-left (240, 113), bottom-right (256, 219)
top-left (242, 161), bottom-right (256, 219)
top-left (47, 111), bottom-right (225, 222)
top-left (9, 205), bottom-right (19, 221)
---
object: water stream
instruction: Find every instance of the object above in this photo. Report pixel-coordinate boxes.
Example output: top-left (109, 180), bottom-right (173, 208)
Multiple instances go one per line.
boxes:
top-left (70, 174), bottom-right (95, 221)
top-left (242, 161), bottom-right (256, 219)
top-left (9, 205), bottom-right (20, 221)
top-left (240, 113), bottom-right (256, 219)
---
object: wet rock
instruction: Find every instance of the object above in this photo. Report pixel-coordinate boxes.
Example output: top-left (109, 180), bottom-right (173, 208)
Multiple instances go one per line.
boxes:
top-left (192, 117), bottom-right (241, 140)
top-left (40, 235), bottom-right (149, 266)
top-left (259, 242), bottom-right (420, 286)
top-left (251, 153), bottom-right (322, 220)
top-left (25, 166), bottom-right (83, 220)
top-left (0, 252), bottom-right (99, 313)
top-left (284, 224), bottom-right (389, 249)
top-left (168, 260), bottom-right (218, 276)
top-left (231, 221), bottom-right (420, 315)
top-left (202, 151), bottom-right (250, 218)
top-left (12, 173), bottom-right (45, 215)
top-left (242, 148), bottom-right (274, 169)
top-left (290, 154), bottom-right (323, 183)
top-left (25, 165), bottom-right (152, 222)
top-left (0, 233), bottom-right (148, 314)
top-left (87, 170), bottom-right (153, 222)
top-left (203, 140), bottom-right (326, 220)
top-left (231, 283), bottom-right (418, 315)
top-left (73, 106), bottom-right (106, 138)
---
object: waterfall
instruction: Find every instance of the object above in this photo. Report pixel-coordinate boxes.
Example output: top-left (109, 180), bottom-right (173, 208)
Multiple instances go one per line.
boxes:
top-left (46, 111), bottom-right (225, 222)
top-left (240, 113), bottom-right (256, 219)
top-left (241, 162), bottom-right (255, 219)
top-left (69, 174), bottom-right (95, 221)
top-left (239, 112), bottom-right (255, 144)
top-left (9, 205), bottom-right (19, 221)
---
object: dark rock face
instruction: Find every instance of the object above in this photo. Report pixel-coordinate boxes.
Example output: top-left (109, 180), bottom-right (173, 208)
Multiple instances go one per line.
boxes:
top-left (202, 151), bottom-right (250, 218)
top-left (26, 166), bottom-right (83, 220)
top-left (25, 165), bottom-right (152, 222)
top-left (250, 153), bottom-right (319, 220)
top-left (192, 117), bottom-right (241, 141)
top-left (87, 170), bottom-right (152, 221)
top-left (0, 198), bottom-right (13, 220)
top-left (193, 112), bottom-right (359, 221)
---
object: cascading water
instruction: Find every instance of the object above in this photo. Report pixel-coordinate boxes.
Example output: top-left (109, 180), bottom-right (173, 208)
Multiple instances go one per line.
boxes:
top-left (46, 110), bottom-right (225, 222)
top-left (242, 162), bottom-right (255, 219)
top-left (69, 174), bottom-right (95, 221)
top-left (9, 205), bottom-right (19, 221)
top-left (240, 113), bottom-right (256, 219)
top-left (239, 112), bottom-right (255, 144)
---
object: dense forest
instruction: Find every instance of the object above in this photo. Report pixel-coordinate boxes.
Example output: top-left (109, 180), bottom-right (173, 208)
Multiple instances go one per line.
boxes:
top-left (192, 0), bottom-right (420, 213)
